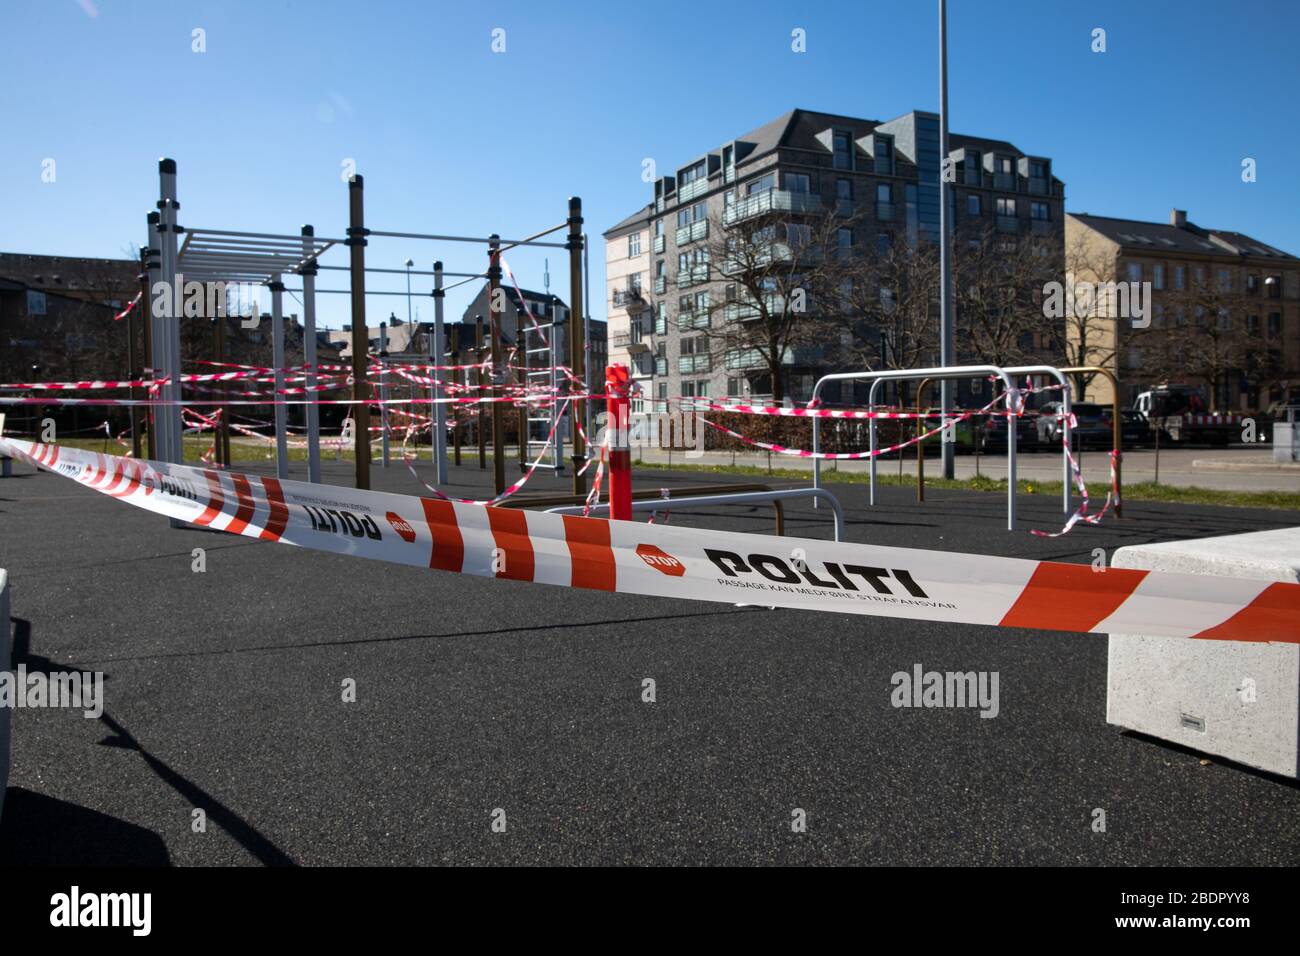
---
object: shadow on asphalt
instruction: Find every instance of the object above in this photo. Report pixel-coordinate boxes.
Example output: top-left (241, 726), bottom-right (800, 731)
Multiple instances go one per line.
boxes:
top-left (0, 788), bottom-right (171, 865)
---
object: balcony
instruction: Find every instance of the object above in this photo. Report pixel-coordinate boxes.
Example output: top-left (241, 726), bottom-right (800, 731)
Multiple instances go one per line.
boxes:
top-left (993, 172), bottom-right (1016, 191)
top-left (678, 354), bottom-right (711, 374)
top-left (653, 276), bottom-right (666, 295)
top-left (1030, 218), bottom-right (1055, 236)
top-left (835, 198), bottom-right (855, 217)
top-left (676, 264), bottom-right (710, 289)
top-left (876, 201), bottom-right (895, 221)
top-left (653, 235), bottom-right (665, 254)
top-left (611, 328), bottom-right (650, 353)
top-left (677, 309), bottom-right (711, 331)
top-left (723, 188), bottom-right (823, 225)
top-left (996, 215), bottom-right (1020, 233)
top-left (611, 288), bottom-right (645, 309)
top-left (724, 294), bottom-right (785, 323)
top-left (675, 219), bottom-right (709, 246)
top-left (678, 178), bottom-right (710, 202)
top-left (655, 357), bottom-right (667, 376)
top-left (1028, 178), bottom-right (1048, 196)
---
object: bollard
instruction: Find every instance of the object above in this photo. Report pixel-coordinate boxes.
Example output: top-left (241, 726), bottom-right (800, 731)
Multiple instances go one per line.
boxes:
top-left (606, 364), bottom-right (632, 520)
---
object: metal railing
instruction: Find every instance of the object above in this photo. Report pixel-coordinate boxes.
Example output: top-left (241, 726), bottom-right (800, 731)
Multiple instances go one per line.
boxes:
top-left (548, 486), bottom-right (846, 541)
top-left (810, 365), bottom-right (1021, 530)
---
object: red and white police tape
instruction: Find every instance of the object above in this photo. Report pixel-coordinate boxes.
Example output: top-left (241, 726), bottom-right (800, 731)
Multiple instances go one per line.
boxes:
top-left (0, 436), bottom-right (1295, 644)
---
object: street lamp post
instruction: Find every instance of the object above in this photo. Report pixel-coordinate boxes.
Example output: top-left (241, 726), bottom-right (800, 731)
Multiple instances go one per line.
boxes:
top-left (938, 0), bottom-right (956, 479)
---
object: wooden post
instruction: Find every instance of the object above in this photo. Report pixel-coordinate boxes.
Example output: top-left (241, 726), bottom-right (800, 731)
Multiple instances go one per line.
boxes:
top-left (347, 174), bottom-right (371, 489)
top-left (487, 238), bottom-right (506, 495)
top-left (566, 197), bottom-right (587, 495)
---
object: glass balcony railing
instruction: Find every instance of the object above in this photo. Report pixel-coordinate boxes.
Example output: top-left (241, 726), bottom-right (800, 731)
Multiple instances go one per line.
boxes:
top-left (653, 235), bottom-right (665, 254)
top-left (653, 276), bottom-right (666, 295)
top-left (676, 264), bottom-right (710, 288)
top-left (996, 215), bottom-right (1020, 233)
top-left (674, 219), bottom-right (709, 246)
top-left (723, 189), bottom-right (823, 225)
top-left (1028, 178), bottom-right (1048, 195)
top-left (993, 172), bottom-right (1016, 190)
top-left (677, 178), bottom-right (710, 202)
top-left (876, 201), bottom-right (895, 221)
top-left (678, 354), bottom-right (711, 374)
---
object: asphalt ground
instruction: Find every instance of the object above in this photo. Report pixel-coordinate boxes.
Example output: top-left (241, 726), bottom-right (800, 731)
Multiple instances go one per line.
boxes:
top-left (1, 453), bottom-right (1298, 866)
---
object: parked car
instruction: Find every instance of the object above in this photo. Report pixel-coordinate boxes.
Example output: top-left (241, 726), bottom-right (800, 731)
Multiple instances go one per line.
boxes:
top-left (1119, 410), bottom-right (1152, 447)
top-left (981, 406), bottom-right (1039, 452)
top-left (1037, 401), bottom-right (1113, 450)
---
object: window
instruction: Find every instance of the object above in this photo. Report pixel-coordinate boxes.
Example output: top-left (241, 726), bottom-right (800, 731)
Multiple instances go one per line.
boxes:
top-left (681, 381), bottom-right (695, 398)
top-left (1248, 314), bottom-right (1260, 335)
top-left (874, 138), bottom-right (893, 174)
top-left (1218, 308), bottom-right (1232, 331)
top-left (1030, 202), bottom-right (1049, 221)
top-left (876, 183), bottom-right (891, 202)
top-left (677, 208), bottom-right (691, 228)
top-left (629, 272), bottom-right (643, 293)
top-left (837, 227), bottom-right (854, 256)
top-left (628, 233), bottom-right (641, 257)
top-left (679, 160), bottom-right (706, 185)
top-left (787, 223), bottom-right (811, 249)
top-left (25, 290), bottom-right (46, 315)
top-left (1246, 274), bottom-right (1259, 295)
top-left (996, 197), bottom-right (1016, 217)
top-left (727, 377), bottom-right (741, 397)
top-left (833, 131), bottom-right (853, 170)
top-left (876, 232), bottom-right (892, 253)
top-left (1268, 313), bottom-right (1281, 338)
top-left (963, 150), bottom-right (981, 184)
top-left (695, 381), bottom-right (709, 398)
top-left (1174, 266), bottom-right (1186, 289)
top-left (654, 219), bottom-right (664, 237)
top-left (836, 178), bottom-right (853, 199)
top-left (1152, 264), bottom-right (1165, 290)
top-left (785, 172), bottom-right (811, 194)
top-left (1127, 262), bottom-right (1142, 283)
top-left (997, 156), bottom-right (1014, 175)
top-left (746, 173), bottom-right (775, 196)
top-left (1218, 269), bottom-right (1232, 292)
top-left (966, 194), bottom-right (981, 216)
top-left (654, 260), bottom-right (664, 278)
top-left (1029, 160), bottom-right (1047, 179)
top-left (655, 302), bottom-right (666, 335)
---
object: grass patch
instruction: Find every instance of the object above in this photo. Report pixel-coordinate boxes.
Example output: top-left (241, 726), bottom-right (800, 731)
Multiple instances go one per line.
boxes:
top-left (631, 458), bottom-right (1300, 512)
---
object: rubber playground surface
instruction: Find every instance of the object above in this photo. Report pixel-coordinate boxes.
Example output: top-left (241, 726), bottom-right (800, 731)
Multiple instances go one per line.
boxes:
top-left (2, 457), bottom-right (1298, 866)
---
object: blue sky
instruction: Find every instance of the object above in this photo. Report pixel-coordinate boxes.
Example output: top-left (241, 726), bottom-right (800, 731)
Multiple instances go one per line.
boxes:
top-left (4, 0), bottom-right (1297, 328)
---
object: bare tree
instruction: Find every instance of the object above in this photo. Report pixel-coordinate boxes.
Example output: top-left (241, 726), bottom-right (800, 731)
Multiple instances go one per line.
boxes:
top-left (692, 202), bottom-right (847, 403)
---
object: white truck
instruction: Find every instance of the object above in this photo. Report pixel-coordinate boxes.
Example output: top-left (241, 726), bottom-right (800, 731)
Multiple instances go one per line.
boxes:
top-left (1133, 384), bottom-right (1241, 445)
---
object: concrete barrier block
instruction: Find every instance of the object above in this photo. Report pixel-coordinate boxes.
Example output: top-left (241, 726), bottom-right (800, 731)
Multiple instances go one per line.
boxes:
top-left (0, 569), bottom-right (10, 822)
top-left (1107, 528), bottom-right (1300, 777)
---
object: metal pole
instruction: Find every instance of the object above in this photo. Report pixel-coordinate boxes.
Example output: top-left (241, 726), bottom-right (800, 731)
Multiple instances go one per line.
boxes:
top-left (567, 198), bottom-right (587, 494)
top-left (131, 247), bottom-right (147, 460)
top-left (488, 236), bottom-right (506, 495)
top-left (144, 216), bottom-right (159, 462)
top-left (938, 0), bottom-right (956, 480)
top-left (157, 159), bottom-right (182, 465)
top-left (432, 261), bottom-right (448, 484)
top-left (217, 307), bottom-right (230, 467)
top-left (347, 174), bottom-right (371, 489)
top-left (379, 321), bottom-right (390, 467)
top-left (301, 225), bottom-right (321, 483)
top-left (271, 275), bottom-right (288, 479)
top-left (476, 315), bottom-right (486, 469)
top-left (1006, 386), bottom-right (1018, 530)
top-left (583, 230), bottom-right (593, 444)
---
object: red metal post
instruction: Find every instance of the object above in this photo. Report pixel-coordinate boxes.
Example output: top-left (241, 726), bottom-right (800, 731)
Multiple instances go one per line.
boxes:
top-left (606, 364), bottom-right (632, 520)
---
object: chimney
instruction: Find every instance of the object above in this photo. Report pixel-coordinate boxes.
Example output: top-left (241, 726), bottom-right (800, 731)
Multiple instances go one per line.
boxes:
top-left (1170, 209), bottom-right (1187, 228)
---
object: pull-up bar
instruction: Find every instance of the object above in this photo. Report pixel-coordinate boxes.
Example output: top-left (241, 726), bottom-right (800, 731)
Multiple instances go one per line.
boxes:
top-left (367, 229), bottom-right (567, 249)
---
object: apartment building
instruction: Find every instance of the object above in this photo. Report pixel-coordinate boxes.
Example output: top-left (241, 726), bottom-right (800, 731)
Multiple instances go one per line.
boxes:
top-left (603, 108), bottom-right (1065, 408)
top-left (1065, 210), bottom-right (1300, 408)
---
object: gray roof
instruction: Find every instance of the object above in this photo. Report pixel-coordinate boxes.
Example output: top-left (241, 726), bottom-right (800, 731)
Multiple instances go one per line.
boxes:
top-left (604, 107), bottom-right (1057, 234)
top-left (1069, 213), bottom-right (1298, 261)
